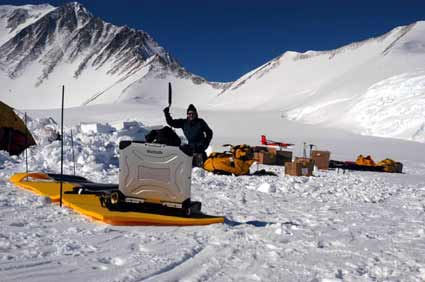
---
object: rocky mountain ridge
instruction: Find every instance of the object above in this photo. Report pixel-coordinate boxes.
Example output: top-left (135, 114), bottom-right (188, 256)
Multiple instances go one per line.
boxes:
top-left (0, 2), bottom-right (225, 109)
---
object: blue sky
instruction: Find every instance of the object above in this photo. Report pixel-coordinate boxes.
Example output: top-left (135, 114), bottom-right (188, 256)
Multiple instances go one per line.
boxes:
top-left (2, 0), bottom-right (425, 82)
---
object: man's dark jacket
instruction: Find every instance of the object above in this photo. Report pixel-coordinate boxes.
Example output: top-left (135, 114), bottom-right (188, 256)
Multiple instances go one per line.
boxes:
top-left (164, 110), bottom-right (213, 153)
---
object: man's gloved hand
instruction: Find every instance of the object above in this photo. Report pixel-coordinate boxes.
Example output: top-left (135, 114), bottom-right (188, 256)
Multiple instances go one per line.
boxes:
top-left (200, 141), bottom-right (210, 151)
top-left (163, 106), bottom-right (170, 114)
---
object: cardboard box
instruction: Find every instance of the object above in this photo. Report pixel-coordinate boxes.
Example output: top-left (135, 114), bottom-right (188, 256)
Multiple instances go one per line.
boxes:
top-left (311, 150), bottom-right (331, 170)
top-left (275, 150), bottom-right (292, 166)
top-left (254, 151), bottom-right (276, 165)
top-left (254, 148), bottom-right (292, 166)
top-left (252, 146), bottom-right (276, 154)
top-left (285, 161), bottom-right (302, 176)
top-left (295, 157), bottom-right (315, 176)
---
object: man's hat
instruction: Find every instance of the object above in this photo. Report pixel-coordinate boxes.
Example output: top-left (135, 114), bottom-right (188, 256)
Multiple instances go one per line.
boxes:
top-left (187, 104), bottom-right (197, 114)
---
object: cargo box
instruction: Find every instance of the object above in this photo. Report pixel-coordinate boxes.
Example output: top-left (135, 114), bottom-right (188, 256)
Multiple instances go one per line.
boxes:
top-left (285, 161), bottom-right (302, 176)
top-left (275, 150), bottom-right (292, 166)
top-left (311, 150), bottom-right (331, 170)
top-left (252, 146), bottom-right (276, 154)
top-left (295, 157), bottom-right (315, 176)
top-left (254, 151), bottom-right (276, 165)
top-left (119, 141), bottom-right (192, 205)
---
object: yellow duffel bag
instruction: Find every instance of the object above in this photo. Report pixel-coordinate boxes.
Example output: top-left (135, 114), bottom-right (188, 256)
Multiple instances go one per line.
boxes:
top-left (203, 144), bottom-right (255, 176)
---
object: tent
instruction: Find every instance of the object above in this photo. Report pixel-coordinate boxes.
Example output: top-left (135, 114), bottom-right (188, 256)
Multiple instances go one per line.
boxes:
top-left (0, 101), bottom-right (36, 156)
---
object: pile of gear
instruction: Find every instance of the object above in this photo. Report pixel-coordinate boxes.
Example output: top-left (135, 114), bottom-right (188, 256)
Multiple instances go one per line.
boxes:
top-left (203, 144), bottom-right (255, 176)
top-left (329, 155), bottom-right (403, 173)
top-left (355, 155), bottom-right (403, 173)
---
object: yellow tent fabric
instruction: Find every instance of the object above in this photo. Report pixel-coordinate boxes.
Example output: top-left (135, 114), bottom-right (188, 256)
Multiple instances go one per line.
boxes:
top-left (0, 101), bottom-right (36, 155)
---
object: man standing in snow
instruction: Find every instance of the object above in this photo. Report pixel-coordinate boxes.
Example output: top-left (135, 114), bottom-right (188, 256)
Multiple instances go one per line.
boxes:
top-left (163, 104), bottom-right (213, 167)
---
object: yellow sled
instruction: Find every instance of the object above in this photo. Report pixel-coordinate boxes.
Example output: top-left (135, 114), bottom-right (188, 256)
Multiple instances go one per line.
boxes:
top-left (9, 172), bottom-right (224, 226)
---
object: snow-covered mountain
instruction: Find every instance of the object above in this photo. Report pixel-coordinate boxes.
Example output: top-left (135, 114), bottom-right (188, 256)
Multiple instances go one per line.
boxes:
top-left (212, 22), bottom-right (425, 142)
top-left (0, 2), bottom-right (225, 109)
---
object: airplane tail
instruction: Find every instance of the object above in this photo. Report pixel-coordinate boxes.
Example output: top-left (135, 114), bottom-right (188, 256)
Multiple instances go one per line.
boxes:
top-left (261, 135), bottom-right (267, 145)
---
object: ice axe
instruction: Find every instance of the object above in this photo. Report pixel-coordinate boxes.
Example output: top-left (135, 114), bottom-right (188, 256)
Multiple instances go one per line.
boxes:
top-left (168, 82), bottom-right (172, 107)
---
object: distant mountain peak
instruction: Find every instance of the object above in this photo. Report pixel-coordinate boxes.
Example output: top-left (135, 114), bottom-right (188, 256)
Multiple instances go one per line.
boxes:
top-left (60, 1), bottom-right (92, 21)
top-left (0, 2), bottom-right (180, 81)
top-left (0, 2), bottom-right (224, 109)
top-left (66, 1), bottom-right (85, 8)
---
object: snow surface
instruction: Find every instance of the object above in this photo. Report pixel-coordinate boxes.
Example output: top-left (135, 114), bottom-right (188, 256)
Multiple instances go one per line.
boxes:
top-left (1, 104), bottom-right (425, 281)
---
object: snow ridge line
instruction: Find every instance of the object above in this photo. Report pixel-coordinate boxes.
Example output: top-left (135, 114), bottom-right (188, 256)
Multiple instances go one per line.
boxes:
top-left (381, 23), bottom-right (415, 55)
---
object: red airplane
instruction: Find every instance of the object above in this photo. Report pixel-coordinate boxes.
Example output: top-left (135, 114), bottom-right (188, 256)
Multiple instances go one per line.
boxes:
top-left (261, 135), bottom-right (294, 148)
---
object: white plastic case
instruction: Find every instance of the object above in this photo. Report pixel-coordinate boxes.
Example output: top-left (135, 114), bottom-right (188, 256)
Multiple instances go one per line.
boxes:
top-left (119, 142), bottom-right (192, 204)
